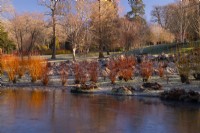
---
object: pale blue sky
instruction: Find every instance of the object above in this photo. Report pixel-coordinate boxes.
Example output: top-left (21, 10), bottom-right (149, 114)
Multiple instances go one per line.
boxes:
top-left (13, 0), bottom-right (175, 22)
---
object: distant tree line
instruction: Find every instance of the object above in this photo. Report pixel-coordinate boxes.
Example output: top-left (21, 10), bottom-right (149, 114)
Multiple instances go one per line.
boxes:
top-left (0, 0), bottom-right (198, 59)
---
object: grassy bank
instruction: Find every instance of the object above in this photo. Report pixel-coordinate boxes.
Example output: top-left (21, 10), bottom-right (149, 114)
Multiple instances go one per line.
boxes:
top-left (125, 41), bottom-right (200, 55)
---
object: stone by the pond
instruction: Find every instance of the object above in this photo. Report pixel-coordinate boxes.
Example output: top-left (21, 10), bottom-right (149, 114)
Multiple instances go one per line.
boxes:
top-left (160, 88), bottom-right (200, 103)
top-left (141, 82), bottom-right (162, 90)
top-left (70, 83), bottom-right (98, 94)
top-left (193, 73), bottom-right (200, 80)
top-left (111, 86), bottom-right (134, 95)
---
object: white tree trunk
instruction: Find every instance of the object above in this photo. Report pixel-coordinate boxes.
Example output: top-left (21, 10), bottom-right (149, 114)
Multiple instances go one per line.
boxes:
top-left (72, 48), bottom-right (76, 61)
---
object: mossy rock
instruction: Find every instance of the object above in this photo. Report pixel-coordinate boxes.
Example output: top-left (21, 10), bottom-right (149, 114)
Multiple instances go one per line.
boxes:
top-left (111, 86), bottom-right (133, 95)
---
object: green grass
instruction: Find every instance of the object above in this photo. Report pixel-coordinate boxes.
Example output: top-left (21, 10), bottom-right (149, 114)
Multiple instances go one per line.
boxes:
top-left (40, 51), bottom-right (121, 62)
top-left (35, 41), bottom-right (200, 62)
top-left (125, 41), bottom-right (200, 55)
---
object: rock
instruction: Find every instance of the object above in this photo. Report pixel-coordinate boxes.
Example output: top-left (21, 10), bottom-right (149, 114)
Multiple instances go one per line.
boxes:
top-left (179, 94), bottom-right (188, 101)
top-left (188, 90), bottom-right (200, 102)
top-left (180, 75), bottom-right (190, 84)
top-left (71, 83), bottom-right (98, 93)
top-left (142, 82), bottom-right (162, 90)
top-left (111, 86), bottom-right (133, 95)
top-left (160, 88), bottom-right (200, 103)
top-left (193, 73), bottom-right (200, 80)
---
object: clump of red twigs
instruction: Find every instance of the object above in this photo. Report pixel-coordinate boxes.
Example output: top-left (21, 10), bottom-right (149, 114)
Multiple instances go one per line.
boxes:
top-left (60, 63), bottom-right (68, 86)
top-left (72, 60), bottom-right (99, 90)
top-left (140, 61), bottom-right (153, 82)
top-left (88, 61), bottom-right (99, 83)
top-left (107, 55), bottom-right (136, 84)
top-left (41, 62), bottom-right (50, 86)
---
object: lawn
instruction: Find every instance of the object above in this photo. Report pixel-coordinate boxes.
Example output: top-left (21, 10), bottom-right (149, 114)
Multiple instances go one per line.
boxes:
top-left (125, 41), bottom-right (200, 55)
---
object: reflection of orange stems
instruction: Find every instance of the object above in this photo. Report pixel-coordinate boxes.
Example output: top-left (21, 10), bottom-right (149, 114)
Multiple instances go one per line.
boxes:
top-left (30, 90), bottom-right (45, 110)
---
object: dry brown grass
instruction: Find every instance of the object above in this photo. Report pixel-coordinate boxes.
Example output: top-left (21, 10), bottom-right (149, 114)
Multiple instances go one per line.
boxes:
top-left (27, 57), bottom-right (45, 83)
top-left (1, 55), bottom-right (19, 83)
top-left (18, 59), bottom-right (29, 78)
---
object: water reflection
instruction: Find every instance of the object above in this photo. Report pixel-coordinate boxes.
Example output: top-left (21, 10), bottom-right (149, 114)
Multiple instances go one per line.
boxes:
top-left (0, 89), bottom-right (200, 133)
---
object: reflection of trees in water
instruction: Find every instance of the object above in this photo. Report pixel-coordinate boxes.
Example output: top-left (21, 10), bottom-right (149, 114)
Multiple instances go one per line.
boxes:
top-left (29, 89), bottom-right (48, 113)
top-left (5, 89), bottom-right (31, 113)
top-left (3, 89), bottom-right (49, 117)
top-left (162, 100), bottom-right (200, 132)
top-left (1, 90), bottom-right (200, 133)
top-left (177, 110), bottom-right (200, 133)
top-left (67, 95), bottom-right (149, 132)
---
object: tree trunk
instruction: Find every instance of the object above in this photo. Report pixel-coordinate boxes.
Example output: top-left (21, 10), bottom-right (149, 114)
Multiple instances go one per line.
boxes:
top-left (98, 0), bottom-right (104, 59)
top-left (51, 10), bottom-right (56, 59)
top-left (72, 48), bottom-right (76, 61)
top-left (28, 32), bottom-right (36, 57)
top-left (107, 51), bottom-right (110, 55)
top-left (20, 32), bottom-right (24, 59)
top-left (99, 49), bottom-right (104, 58)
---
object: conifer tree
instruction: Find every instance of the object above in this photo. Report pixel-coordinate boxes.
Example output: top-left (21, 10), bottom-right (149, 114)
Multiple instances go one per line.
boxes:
top-left (126, 0), bottom-right (145, 23)
top-left (0, 23), bottom-right (15, 53)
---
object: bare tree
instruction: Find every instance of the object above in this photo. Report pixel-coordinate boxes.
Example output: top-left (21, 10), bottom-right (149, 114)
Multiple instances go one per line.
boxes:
top-left (187, 0), bottom-right (200, 39)
top-left (177, 1), bottom-right (190, 42)
top-left (151, 6), bottom-right (165, 28)
top-left (10, 13), bottom-right (45, 57)
top-left (119, 17), bottom-right (148, 51)
top-left (149, 24), bottom-right (175, 44)
top-left (60, 0), bottom-right (92, 61)
top-left (38, 0), bottom-right (67, 59)
top-left (151, 2), bottom-right (190, 42)
top-left (119, 18), bottom-right (136, 51)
